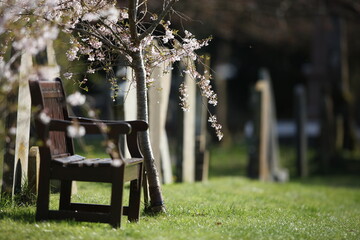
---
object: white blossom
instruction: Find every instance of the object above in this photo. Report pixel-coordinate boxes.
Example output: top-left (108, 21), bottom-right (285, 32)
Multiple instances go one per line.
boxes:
top-left (39, 111), bottom-right (51, 124)
top-left (163, 29), bottom-right (174, 44)
top-left (111, 159), bottom-right (122, 167)
top-left (87, 110), bottom-right (96, 117)
top-left (100, 6), bottom-right (120, 23)
top-left (67, 91), bottom-right (86, 106)
top-left (44, 0), bottom-right (59, 7)
top-left (120, 10), bottom-right (128, 19)
top-left (9, 127), bottom-right (17, 135)
top-left (63, 72), bottom-right (73, 79)
top-left (179, 83), bottom-right (189, 112)
top-left (82, 12), bottom-right (99, 22)
top-left (89, 37), bottom-right (102, 49)
top-left (87, 68), bottom-right (95, 74)
top-left (88, 52), bottom-right (95, 61)
top-left (67, 125), bottom-right (86, 138)
top-left (66, 46), bottom-right (79, 61)
top-left (208, 115), bottom-right (223, 141)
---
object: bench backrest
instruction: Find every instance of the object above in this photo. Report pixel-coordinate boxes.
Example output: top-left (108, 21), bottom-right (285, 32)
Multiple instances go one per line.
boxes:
top-left (30, 78), bottom-right (74, 158)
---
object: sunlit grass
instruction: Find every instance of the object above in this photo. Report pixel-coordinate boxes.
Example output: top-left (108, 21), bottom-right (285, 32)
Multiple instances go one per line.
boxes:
top-left (1, 141), bottom-right (359, 239)
top-left (1, 175), bottom-right (359, 240)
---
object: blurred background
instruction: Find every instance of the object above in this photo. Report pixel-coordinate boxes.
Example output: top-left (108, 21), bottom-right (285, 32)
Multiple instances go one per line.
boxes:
top-left (70, 0), bottom-right (360, 179)
top-left (3, 0), bottom-right (358, 185)
top-left (155, 0), bottom-right (360, 178)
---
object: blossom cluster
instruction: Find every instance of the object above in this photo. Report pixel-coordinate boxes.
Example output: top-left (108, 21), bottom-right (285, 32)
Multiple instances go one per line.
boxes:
top-left (179, 82), bottom-right (190, 112)
top-left (0, 0), bottom-right (223, 141)
top-left (208, 115), bottom-right (223, 141)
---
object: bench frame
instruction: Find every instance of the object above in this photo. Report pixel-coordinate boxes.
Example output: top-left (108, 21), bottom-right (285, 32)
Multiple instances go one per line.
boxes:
top-left (30, 78), bottom-right (147, 228)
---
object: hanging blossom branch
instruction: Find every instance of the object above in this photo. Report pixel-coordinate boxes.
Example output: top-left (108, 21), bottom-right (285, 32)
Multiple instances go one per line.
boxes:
top-left (0, 0), bottom-right (223, 140)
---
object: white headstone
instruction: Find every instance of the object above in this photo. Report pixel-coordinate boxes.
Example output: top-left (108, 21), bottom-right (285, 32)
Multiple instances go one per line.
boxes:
top-left (13, 51), bottom-right (33, 196)
top-left (256, 68), bottom-right (288, 182)
top-left (124, 67), bottom-right (138, 158)
top-left (182, 60), bottom-right (196, 183)
top-left (148, 60), bottom-right (173, 184)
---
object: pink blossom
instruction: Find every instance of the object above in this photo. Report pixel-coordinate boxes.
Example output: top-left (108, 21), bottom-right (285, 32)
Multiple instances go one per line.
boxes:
top-left (89, 37), bottom-right (102, 49)
top-left (82, 12), bottom-right (99, 22)
top-left (63, 72), bottom-right (73, 79)
top-left (66, 46), bottom-right (79, 61)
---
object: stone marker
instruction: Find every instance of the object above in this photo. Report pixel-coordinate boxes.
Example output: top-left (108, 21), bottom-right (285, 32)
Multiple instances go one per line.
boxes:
top-left (124, 67), bottom-right (138, 159)
top-left (181, 60), bottom-right (196, 183)
top-left (12, 51), bottom-right (33, 196)
top-left (250, 68), bottom-right (289, 182)
top-left (28, 146), bottom-right (40, 194)
top-left (195, 56), bottom-right (210, 182)
top-left (148, 60), bottom-right (173, 184)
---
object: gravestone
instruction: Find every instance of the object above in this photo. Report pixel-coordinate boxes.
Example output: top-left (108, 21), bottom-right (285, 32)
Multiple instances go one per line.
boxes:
top-left (294, 85), bottom-right (308, 178)
top-left (195, 56), bottom-right (210, 182)
top-left (12, 51), bottom-right (33, 196)
top-left (248, 68), bottom-right (288, 182)
top-left (124, 65), bottom-right (173, 184)
top-left (148, 60), bottom-right (173, 184)
top-left (1, 41), bottom-right (70, 198)
top-left (1, 52), bottom-right (32, 197)
top-left (124, 67), bottom-right (137, 159)
top-left (181, 60), bottom-right (196, 183)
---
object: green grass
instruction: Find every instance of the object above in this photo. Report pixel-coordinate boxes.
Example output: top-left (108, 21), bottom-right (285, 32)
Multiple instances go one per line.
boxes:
top-left (1, 176), bottom-right (359, 239)
top-left (1, 142), bottom-right (360, 239)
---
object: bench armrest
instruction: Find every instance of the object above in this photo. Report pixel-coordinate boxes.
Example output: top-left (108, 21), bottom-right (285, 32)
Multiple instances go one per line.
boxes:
top-left (48, 119), bottom-right (131, 136)
top-left (35, 117), bottom-right (131, 143)
top-left (71, 117), bottom-right (148, 132)
top-left (71, 117), bottom-right (148, 158)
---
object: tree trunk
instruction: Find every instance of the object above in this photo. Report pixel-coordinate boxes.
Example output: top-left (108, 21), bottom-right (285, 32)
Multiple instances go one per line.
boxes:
top-left (132, 49), bottom-right (165, 213)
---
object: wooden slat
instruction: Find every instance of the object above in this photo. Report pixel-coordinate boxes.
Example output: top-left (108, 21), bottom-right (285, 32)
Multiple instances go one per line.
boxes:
top-left (69, 203), bottom-right (110, 213)
top-left (48, 210), bottom-right (110, 223)
top-left (124, 158), bottom-right (143, 166)
top-left (42, 91), bottom-right (63, 98)
top-left (70, 158), bottom-right (112, 167)
top-left (124, 163), bottom-right (141, 182)
top-left (50, 166), bottom-right (113, 182)
top-left (53, 154), bottom-right (85, 164)
top-left (122, 206), bottom-right (129, 216)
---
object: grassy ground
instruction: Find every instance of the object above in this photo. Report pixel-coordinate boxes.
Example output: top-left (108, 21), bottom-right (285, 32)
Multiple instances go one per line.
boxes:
top-left (0, 143), bottom-right (360, 239)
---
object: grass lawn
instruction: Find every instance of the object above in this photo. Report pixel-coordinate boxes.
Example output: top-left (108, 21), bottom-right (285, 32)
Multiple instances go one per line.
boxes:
top-left (0, 143), bottom-right (359, 239)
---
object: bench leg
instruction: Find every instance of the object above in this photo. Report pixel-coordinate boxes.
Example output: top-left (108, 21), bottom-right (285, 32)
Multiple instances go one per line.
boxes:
top-left (59, 180), bottom-right (72, 210)
top-left (109, 166), bottom-right (125, 228)
top-left (128, 162), bottom-right (143, 222)
top-left (36, 169), bottom-right (50, 221)
top-left (128, 179), bottom-right (141, 222)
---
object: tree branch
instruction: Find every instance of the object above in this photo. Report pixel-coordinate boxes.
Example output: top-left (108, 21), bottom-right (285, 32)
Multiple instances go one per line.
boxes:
top-left (138, 0), bottom-right (178, 41)
top-left (96, 18), bottom-right (132, 54)
top-left (129, 0), bottom-right (140, 44)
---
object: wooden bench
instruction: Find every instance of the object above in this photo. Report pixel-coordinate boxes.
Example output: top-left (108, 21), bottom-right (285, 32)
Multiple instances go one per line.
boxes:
top-left (29, 78), bottom-right (147, 228)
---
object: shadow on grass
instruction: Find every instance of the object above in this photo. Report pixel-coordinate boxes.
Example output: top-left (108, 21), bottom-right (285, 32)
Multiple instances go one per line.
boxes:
top-left (294, 174), bottom-right (360, 189)
top-left (0, 206), bottom-right (36, 224)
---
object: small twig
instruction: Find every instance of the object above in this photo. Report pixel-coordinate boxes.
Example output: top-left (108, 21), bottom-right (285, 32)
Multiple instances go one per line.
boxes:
top-left (138, 0), bottom-right (178, 41)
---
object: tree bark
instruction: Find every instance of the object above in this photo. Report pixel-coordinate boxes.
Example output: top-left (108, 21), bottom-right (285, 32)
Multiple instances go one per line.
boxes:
top-left (132, 49), bottom-right (165, 213)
